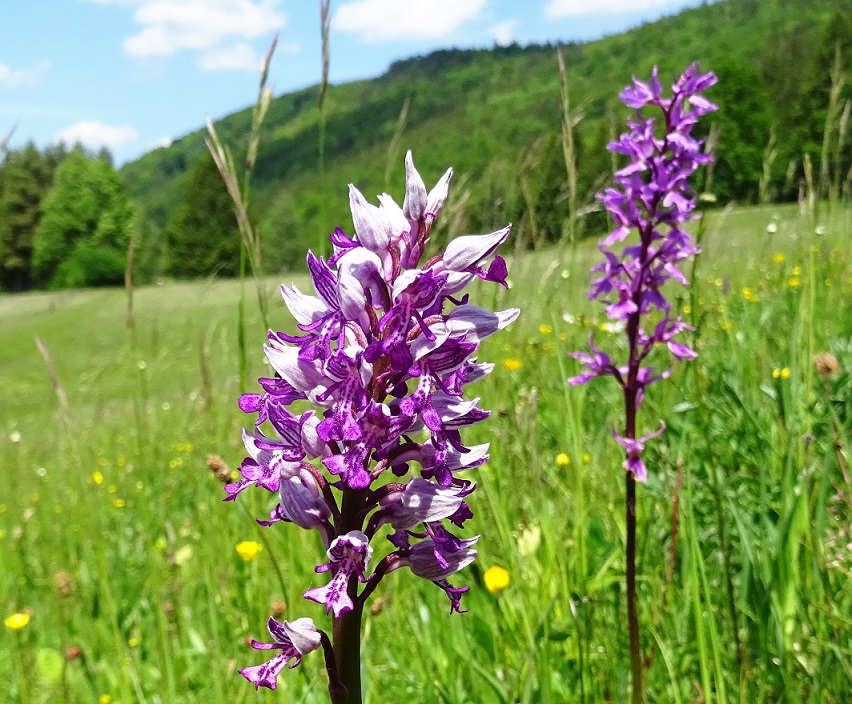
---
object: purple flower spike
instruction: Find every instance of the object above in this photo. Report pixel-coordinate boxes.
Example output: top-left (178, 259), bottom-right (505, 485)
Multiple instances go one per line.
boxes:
top-left (569, 63), bottom-right (715, 480)
top-left (228, 151), bottom-right (516, 691)
top-left (565, 64), bottom-right (715, 697)
top-left (239, 617), bottom-right (322, 690)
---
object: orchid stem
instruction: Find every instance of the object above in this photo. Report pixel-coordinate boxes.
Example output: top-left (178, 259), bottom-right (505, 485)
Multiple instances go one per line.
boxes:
top-left (626, 470), bottom-right (643, 704)
top-left (624, 378), bottom-right (643, 703)
top-left (331, 600), bottom-right (363, 704)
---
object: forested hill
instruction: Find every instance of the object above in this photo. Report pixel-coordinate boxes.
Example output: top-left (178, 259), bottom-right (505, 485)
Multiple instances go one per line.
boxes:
top-left (119, 0), bottom-right (848, 272)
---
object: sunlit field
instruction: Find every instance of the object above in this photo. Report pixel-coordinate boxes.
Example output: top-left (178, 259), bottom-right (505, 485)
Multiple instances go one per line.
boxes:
top-left (2, 202), bottom-right (851, 702)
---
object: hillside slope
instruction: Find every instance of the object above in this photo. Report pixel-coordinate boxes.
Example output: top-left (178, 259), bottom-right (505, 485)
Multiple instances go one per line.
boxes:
top-left (120, 0), bottom-right (852, 273)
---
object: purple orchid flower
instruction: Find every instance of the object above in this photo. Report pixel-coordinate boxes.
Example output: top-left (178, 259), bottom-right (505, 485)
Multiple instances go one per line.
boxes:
top-left (568, 63), bottom-right (717, 700)
top-left (225, 151), bottom-right (517, 695)
top-left (239, 617), bottom-right (322, 690)
top-left (569, 62), bottom-right (717, 482)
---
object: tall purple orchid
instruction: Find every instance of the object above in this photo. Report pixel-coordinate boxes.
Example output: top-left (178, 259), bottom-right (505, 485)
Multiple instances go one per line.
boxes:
top-left (227, 152), bottom-right (517, 702)
top-left (568, 63), bottom-right (717, 702)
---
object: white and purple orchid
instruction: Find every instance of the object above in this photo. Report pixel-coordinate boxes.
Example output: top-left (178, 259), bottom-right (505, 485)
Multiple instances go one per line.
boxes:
top-left (227, 152), bottom-right (517, 692)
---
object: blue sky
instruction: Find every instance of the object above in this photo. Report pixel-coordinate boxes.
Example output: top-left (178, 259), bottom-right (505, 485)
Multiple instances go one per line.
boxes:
top-left (0, 0), bottom-right (703, 165)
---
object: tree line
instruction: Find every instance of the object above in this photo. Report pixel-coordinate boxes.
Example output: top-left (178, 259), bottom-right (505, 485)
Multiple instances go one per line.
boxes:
top-left (1, 0), bottom-right (850, 293)
top-left (0, 143), bottom-right (240, 292)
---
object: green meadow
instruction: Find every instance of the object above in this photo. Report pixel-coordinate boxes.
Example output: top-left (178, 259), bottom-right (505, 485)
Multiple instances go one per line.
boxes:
top-left (2, 202), bottom-right (851, 702)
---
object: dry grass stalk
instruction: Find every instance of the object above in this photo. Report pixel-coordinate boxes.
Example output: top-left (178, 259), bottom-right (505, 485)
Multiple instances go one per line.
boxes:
top-left (385, 96), bottom-right (411, 190)
top-left (803, 152), bottom-right (815, 214)
top-left (0, 124), bottom-right (15, 153)
top-left (34, 336), bottom-right (71, 423)
top-left (833, 99), bottom-right (850, 201)
top-left (319, 0), bottom-right (332, 175)
top-left (205, 34), bottom-right (278, 328)
top-left (518, 138), bottom-right (542, 251)
top-left (198, 332), bottom-right (213, 411)
top-left (759, 128), bottom-right (778, 204)
top-left (820, 45), bottom-right (846, 201)
top-left (557, 46), bottom-right (580, 243)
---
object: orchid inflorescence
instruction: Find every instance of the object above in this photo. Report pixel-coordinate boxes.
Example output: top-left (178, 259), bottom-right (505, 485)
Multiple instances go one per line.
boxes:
top-left (227, 152), bottom-right (517, 692)
top-left (569, 62), bottom-right (718, 480)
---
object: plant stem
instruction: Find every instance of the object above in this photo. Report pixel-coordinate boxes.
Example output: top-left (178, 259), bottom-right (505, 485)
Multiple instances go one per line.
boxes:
top-left (622, 203), bottom-right (652, 704)
top-left (332, 600), bottom-right (364, 704)
top-left (625, 389), bottom-right (643, 704)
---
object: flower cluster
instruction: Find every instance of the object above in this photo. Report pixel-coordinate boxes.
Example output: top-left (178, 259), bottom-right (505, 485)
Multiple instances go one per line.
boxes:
top-left (569, 63), bottom-right (717, 480)
top-left (228, 152), bottom-right (517, 690)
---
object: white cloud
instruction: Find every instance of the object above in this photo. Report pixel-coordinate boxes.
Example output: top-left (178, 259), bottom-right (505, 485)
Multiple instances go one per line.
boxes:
top-left (546, 0), bottom-right (675, 18)
top-left (123, 0), bottom-right (284, 56)
top-left (90, 0), bottom-right (284, 69)
top-left (489, 20), bottom-right (516, 47)
top-left (333, 0), bottom-right (486, 42)
top-left (0, 61), bottom-right (50, 88)
top-left (198, 43), bottom-right (262, 71)
top-left (149, 135), bottom-right (173, 149)
top-left (54, 121), bottom-right (139, 152)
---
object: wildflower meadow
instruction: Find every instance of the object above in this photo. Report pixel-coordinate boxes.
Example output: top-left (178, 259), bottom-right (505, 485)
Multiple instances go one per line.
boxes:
top-left (2, 40), bottom-right (852, 704)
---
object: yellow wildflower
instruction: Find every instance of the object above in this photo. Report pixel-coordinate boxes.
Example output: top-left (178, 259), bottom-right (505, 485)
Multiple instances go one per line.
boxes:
top-left (683, 305), bottom-right (691, 314)
top-left (788, 277), bottom-right (800, 287)
top-left (583, 453), bottom-right (591, 463)
top-left (484, 566), bottom-right (510, 594)
top-left (721, 321), bottom-right (732, 331)
top-left (555, 453), bottom-right (570, 467)
top-left (99, 695), bottom-right (112, 704)
top-left (92, 471), bottom-right (104, 485)
top-left (128, 637), bottom-right (139, 648)
top-left (538, 324), bottom-right (552, 335)
top-left (792, 266), bottom-right (801, 276)
top-left (503, 358), bottom-right (523, 371)
top-left (114, 499), bottom-right (126, 508)
top-left (235, 541), bottom-right (264, 562)
top-left (773, 253), bottom-right (785, 263)
top-left (780, 367), bottom-right (790, 380)
top-left (4, 613), bottom-right (30, 630)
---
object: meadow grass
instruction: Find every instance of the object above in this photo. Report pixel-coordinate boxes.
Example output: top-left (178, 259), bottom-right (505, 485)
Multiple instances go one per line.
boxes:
top-left (1, 202), bottom-right (851, 703)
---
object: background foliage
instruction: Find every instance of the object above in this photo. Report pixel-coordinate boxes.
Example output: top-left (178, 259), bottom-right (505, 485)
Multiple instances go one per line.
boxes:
top-left (1, 0), bottom-right (851, 291)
